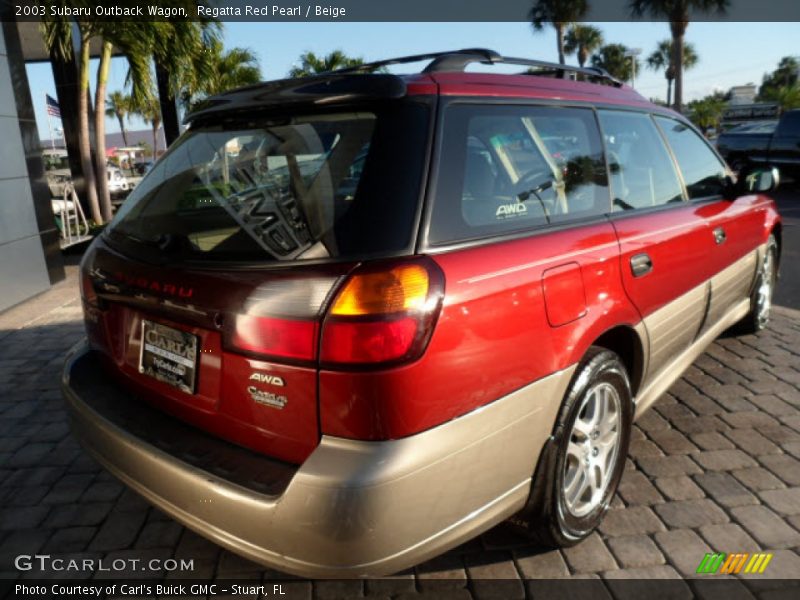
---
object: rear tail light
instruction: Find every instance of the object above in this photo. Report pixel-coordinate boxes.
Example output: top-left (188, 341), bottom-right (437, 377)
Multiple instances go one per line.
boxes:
top-left (223, 260), bottom-right (443, 367)
top-left (229, 315), bottom-right (318, 361)
top-left (320, 259), bottom-right (444, 367)
top-left (80, 268), bottom-right (109, 352)
top-left (223, 276), bottom-right (340, 363)
top-left (80, 270), bottom-right (99, 307)
top-left (329, 264), bottom-right (430, 315)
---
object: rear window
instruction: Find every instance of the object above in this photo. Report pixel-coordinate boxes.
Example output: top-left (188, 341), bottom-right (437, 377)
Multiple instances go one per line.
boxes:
top-left (106, 101), bottom-right (431, 263)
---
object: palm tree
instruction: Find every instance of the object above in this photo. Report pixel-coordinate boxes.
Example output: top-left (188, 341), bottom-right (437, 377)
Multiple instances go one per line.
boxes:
top-left (529, 0), bottom-right (589, 65)
top-left (42, 7), bottom-right (154, 224)
top-left (688, 95), bottom-right (727, 134)
top-left (184, 40), bottom-right (261, 112)
top-left (591, 44), bottom-right (640, 83)
top-left (92, 25), bottom-right (152, 221)
top-left (758, 56), bottom-right (800, 100)
top-left (147, 11), bottom-right (221, 146)
top-left (93, 39), bottom-right (115, 221)
top-left (132, 95), bottom-right (163, 160)
top-left (760, 84), bottom-right (800, 111)
top-left (630, 0), bottom-right (730, 112)
top-left (106, 91), bottom-right (132, 147)
top-left (289, 50), bottom-right (365, 77)
top-left (206, 43), bottom-right (261, 93)
top-left (646, 40), bottom-right (698, 107)
top-left (564, 24), bottom-right (604, 68)
top-left (41, 7), bottom-right (101, 225)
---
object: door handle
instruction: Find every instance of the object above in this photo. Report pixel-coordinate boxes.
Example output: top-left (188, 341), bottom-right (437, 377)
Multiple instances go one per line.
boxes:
top-left (714, 227), bottom-right (727, 245)
top-left (630, 253), bottom-right (653, 277)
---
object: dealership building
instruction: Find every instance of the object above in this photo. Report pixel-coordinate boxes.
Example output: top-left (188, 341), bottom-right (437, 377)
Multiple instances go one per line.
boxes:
top-left (0, 17), bottom-right (65, 312)
top-left (0, 4), bottom-right (169, 314)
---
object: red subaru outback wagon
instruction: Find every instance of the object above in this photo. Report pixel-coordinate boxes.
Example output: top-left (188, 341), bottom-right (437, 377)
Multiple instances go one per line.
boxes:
top-left (63, 49), bottom-right (781, 577)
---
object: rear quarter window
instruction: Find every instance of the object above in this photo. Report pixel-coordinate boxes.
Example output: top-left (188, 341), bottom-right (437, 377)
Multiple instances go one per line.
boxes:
top-left (427, 104), bottom-right (610, 246)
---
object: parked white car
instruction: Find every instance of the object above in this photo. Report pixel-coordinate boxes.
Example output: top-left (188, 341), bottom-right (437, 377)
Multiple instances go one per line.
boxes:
top-left (107, 164), bottom-right (130, 199)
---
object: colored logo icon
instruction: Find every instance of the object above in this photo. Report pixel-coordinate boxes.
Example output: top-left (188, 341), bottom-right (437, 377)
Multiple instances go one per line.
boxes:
top-left (696, 552), bottom-right (773, 574)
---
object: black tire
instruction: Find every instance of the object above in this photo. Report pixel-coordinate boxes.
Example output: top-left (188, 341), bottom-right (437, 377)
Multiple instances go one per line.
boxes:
top-left (511, 347), bottom-right (633, 547)
top-left (735, 234), bottom-right (778, 335)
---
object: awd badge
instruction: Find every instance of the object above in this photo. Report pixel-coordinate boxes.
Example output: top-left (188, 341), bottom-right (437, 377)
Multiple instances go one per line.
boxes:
top-left (248, 372), bottom-right (285, 387)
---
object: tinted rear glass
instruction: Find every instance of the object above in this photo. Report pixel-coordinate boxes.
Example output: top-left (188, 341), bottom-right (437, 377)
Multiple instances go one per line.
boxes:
top-left (428, 104), bottom-right (609, 245)
top-left (106, 101), bottom-right (431, 263)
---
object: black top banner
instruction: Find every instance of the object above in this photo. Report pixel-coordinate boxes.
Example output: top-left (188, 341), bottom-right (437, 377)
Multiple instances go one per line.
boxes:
top-left (4, 0), bottom-right (800, 22)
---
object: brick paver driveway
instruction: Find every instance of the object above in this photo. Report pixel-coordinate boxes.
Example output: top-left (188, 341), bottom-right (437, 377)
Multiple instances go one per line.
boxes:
top-left (1, 265), bottom-right (799, 597)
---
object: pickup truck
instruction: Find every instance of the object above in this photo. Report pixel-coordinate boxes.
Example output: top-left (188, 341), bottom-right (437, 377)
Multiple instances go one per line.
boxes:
top-left (717, 109), bottom-right (800, 180)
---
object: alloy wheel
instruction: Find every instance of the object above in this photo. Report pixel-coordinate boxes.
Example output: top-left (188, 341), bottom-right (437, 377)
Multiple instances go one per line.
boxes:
top-left (562, 381), bottom-right (622, 518)
top-left (756, 247), bottom-right (776, 329)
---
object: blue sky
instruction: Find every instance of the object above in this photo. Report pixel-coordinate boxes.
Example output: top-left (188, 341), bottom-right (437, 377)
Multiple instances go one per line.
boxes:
top-left (27, 21), bottom-right (799, 140)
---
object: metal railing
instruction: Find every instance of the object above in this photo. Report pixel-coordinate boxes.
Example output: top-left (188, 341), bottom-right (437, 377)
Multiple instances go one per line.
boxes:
top-left (54, 181), bottom-right (91, 249)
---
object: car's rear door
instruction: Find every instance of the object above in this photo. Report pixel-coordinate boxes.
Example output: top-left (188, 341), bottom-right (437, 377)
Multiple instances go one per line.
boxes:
top-left (420, 101), bottom-right (623, 418)
top-left (599, 110), bottom-right (714, 383)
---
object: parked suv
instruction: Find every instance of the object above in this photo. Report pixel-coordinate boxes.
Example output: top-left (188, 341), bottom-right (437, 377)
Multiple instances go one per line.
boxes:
top-left (717, 108), bottom-right (800, 181)
top-left (63, 49), bottom-right (782, 578)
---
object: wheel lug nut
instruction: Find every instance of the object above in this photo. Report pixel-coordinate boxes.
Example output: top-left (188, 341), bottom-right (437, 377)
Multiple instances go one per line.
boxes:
top-left (592, 447), bottom-right (599, 457)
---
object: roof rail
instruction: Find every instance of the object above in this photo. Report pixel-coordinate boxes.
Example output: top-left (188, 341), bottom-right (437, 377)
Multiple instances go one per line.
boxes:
top-left (334, 48), bottom-right (623, 88)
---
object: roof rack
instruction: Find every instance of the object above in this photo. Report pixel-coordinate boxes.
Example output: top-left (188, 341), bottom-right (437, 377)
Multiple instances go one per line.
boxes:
top-left (335, 48), bottom-right (623, 88)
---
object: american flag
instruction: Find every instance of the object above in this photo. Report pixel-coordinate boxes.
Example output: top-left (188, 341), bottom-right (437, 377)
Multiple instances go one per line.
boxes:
top-left (46, 94), bottom-right (61, 118)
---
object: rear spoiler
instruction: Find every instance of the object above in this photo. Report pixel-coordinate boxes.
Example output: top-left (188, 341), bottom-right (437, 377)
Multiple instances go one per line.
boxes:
top-left (184, 74), bottom-right (408, 124)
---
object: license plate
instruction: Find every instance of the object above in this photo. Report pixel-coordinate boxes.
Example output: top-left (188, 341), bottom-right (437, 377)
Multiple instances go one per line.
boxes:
top-left (139, 320), bottom-right (199, 394)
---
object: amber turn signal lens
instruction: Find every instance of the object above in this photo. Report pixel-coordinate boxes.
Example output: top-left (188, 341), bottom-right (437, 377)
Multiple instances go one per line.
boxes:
top-left (330, 265), bottom-right (430, 316)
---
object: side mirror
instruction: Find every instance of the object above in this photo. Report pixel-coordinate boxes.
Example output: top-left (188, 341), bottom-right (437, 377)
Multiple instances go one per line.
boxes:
top-left (724, 167), bottom-right (780, 198)
top-left (742, 167), bottom-right (781, 194)
top-left (743, 167), bottom-right (780, 193)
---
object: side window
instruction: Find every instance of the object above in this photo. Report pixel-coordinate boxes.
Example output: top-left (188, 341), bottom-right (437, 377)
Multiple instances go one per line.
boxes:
top-left (428, 105), bottom-right (609, 245)
top-left (598, 110), bottom-right (684, 211)
top-left (654, 116), bottom-right (727, 199)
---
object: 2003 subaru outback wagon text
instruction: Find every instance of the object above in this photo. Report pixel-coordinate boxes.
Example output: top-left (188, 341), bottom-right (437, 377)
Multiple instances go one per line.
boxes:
top-left (63, 49), bottom-right (782, 577)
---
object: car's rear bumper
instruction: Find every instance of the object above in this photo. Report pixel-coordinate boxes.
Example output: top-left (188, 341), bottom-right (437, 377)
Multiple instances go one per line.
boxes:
top-left (62, 340), bottom-right (572, 578)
